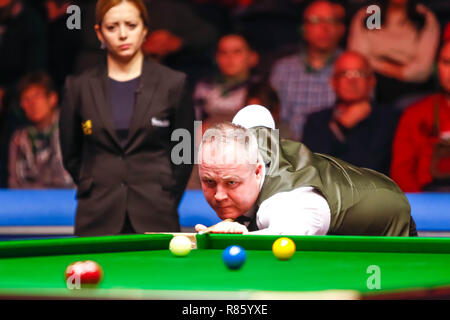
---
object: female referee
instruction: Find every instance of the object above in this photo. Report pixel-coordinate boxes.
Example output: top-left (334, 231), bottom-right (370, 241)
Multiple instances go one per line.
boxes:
top-left (59, 0), bottom-right (194, 236)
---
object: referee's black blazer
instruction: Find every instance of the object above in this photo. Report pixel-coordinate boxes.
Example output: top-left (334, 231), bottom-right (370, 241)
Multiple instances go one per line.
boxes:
top-left (59, 57), bottom-right (194, 236)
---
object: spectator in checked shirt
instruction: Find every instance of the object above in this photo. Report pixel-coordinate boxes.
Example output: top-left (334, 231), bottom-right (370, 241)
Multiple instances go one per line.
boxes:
top-left (8, 72), bottom-right (74, 189)
top-left (270, 0), bottom-right (345, 140)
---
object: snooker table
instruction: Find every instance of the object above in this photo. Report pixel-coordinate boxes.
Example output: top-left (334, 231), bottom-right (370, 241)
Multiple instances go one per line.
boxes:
top-left (1, 233), bottom-right (450, 300)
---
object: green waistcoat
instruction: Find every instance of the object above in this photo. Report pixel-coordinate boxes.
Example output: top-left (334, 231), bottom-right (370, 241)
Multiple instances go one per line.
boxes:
top-left (251, 127), bottom-right (411, 236)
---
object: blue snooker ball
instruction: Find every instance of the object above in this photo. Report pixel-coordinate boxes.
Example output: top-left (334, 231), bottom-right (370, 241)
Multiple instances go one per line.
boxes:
top-left (223, 245), bottom-right (246, 270)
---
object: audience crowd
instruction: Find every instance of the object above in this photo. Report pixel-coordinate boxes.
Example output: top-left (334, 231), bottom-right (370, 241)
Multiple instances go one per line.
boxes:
top-left (0, 0), bottom-right (449, 192)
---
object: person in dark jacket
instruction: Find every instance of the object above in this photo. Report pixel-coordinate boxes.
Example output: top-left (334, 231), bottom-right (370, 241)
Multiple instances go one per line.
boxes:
top-left (59, 0), bottom-right (194, 236)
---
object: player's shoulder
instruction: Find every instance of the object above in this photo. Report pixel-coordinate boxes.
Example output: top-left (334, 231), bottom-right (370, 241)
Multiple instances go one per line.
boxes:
top-left (261, 186), bottom-right (328, 210)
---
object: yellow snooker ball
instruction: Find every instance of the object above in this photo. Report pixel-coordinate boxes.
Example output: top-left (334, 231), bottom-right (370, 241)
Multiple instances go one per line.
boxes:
top-left (272, 237), bottom-right (296, 260)
top-left (169, 235), bottom-right (192, 257)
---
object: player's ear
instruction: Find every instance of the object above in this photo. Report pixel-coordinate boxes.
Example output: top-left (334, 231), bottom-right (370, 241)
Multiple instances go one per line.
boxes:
top-left (255, 162), bottom-right (264, 179)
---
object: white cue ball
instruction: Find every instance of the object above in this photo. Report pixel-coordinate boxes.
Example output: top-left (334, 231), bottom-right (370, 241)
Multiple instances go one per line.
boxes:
top-left (169, 235), bottom-right (192, 257)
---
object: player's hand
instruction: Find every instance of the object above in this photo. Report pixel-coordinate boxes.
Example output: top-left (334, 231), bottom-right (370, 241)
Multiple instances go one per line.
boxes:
top-left (195, 221), bottom-right (249, 234)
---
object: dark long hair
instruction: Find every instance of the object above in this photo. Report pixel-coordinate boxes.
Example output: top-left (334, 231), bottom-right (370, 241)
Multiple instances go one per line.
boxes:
top-left (366, 0), bottom-right (426, 33)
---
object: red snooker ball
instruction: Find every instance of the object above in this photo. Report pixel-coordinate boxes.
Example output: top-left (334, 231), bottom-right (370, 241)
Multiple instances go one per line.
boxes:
top-left (65, 260), bottom-right (103, 288)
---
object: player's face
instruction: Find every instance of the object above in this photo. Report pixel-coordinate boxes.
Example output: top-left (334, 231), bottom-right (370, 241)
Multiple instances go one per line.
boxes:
top-left (20, 85), bottom-right (57, 125)
top-left (438, 42), bottom-right (450, 94)
top-left (199, 144), bottom-right (263, 220)
top-left (332, 54), bottom-right (374, 103)
top-left (96, 2), bottom-right (147, 62)
top-left (216, 36), bottom-right (255, 79)
top-left (303, 2), bottom-right (344, 52)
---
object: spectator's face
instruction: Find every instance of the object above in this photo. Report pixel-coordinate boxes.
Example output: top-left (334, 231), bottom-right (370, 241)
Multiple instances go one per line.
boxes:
top-left (21, 85), bottom-right (57, 125)
top-left (216, 35), bottom-right (258, 79)
top-left (95, 2), bottom-right (147, 62)
top-left (332, 53), bottom-right (375, 103)
top-left (199, 142), bottom-right (262, 220)
top-left (303, 1), bottom-right (344, 52)
top-left (438, 42), bottom-right (450, 94)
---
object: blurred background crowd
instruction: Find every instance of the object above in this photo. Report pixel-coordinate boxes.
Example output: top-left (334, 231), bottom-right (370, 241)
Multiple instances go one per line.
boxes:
top-left (0, 0), bottom-right (449, 193)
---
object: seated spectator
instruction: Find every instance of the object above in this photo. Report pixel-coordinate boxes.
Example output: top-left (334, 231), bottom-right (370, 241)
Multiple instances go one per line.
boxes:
top-left (391, 40), bottom-right (450, 192)
top-left (348, 0), bottom-right (440, 106)
top-left (0, 0), bottom-right (48, 186)
top-left (303, 51), bottom-right (399, 175)
top-left (270, 0), bottom-right (345, 140)
top-left (193, 33), bottom-right (259, 132)
top-left (8, 72), bottom-right (74, 189)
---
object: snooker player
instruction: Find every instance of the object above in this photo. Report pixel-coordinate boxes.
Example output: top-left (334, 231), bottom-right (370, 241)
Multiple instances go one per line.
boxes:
top-left (195, 105), bottom-right (417, 236)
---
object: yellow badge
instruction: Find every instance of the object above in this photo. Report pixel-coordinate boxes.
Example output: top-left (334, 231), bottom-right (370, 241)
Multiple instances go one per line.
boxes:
top-left (82, 120), bottom-right (92, 135)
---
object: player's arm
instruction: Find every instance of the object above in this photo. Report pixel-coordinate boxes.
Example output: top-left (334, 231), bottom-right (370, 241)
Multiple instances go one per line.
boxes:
top-left (250, 187), bottom-right (331, 235)
top-left (59, 76), bottom-right (83, 185)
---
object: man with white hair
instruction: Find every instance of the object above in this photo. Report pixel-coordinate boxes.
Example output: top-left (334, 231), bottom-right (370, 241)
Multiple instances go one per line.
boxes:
top-left (195, 105), bottom-right (417, 236)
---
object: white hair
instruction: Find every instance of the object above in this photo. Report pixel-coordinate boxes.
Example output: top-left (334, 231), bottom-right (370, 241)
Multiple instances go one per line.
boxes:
top-left (198, 122), bottom-right (261, 166)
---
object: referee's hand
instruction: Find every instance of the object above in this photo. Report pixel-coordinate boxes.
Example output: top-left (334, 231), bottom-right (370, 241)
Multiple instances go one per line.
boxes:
top-left (195, 220), bottom-right (249, 234)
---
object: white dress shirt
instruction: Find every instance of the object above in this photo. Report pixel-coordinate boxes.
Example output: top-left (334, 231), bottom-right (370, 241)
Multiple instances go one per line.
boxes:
top-left (250, 186), bottom-right (331, 235)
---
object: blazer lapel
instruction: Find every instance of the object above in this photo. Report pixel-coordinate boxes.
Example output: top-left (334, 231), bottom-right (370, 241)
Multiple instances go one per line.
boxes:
top-left (124, 58), bottom-right (160, 150)
top-left (89, 64), bottom-right (122, 150)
